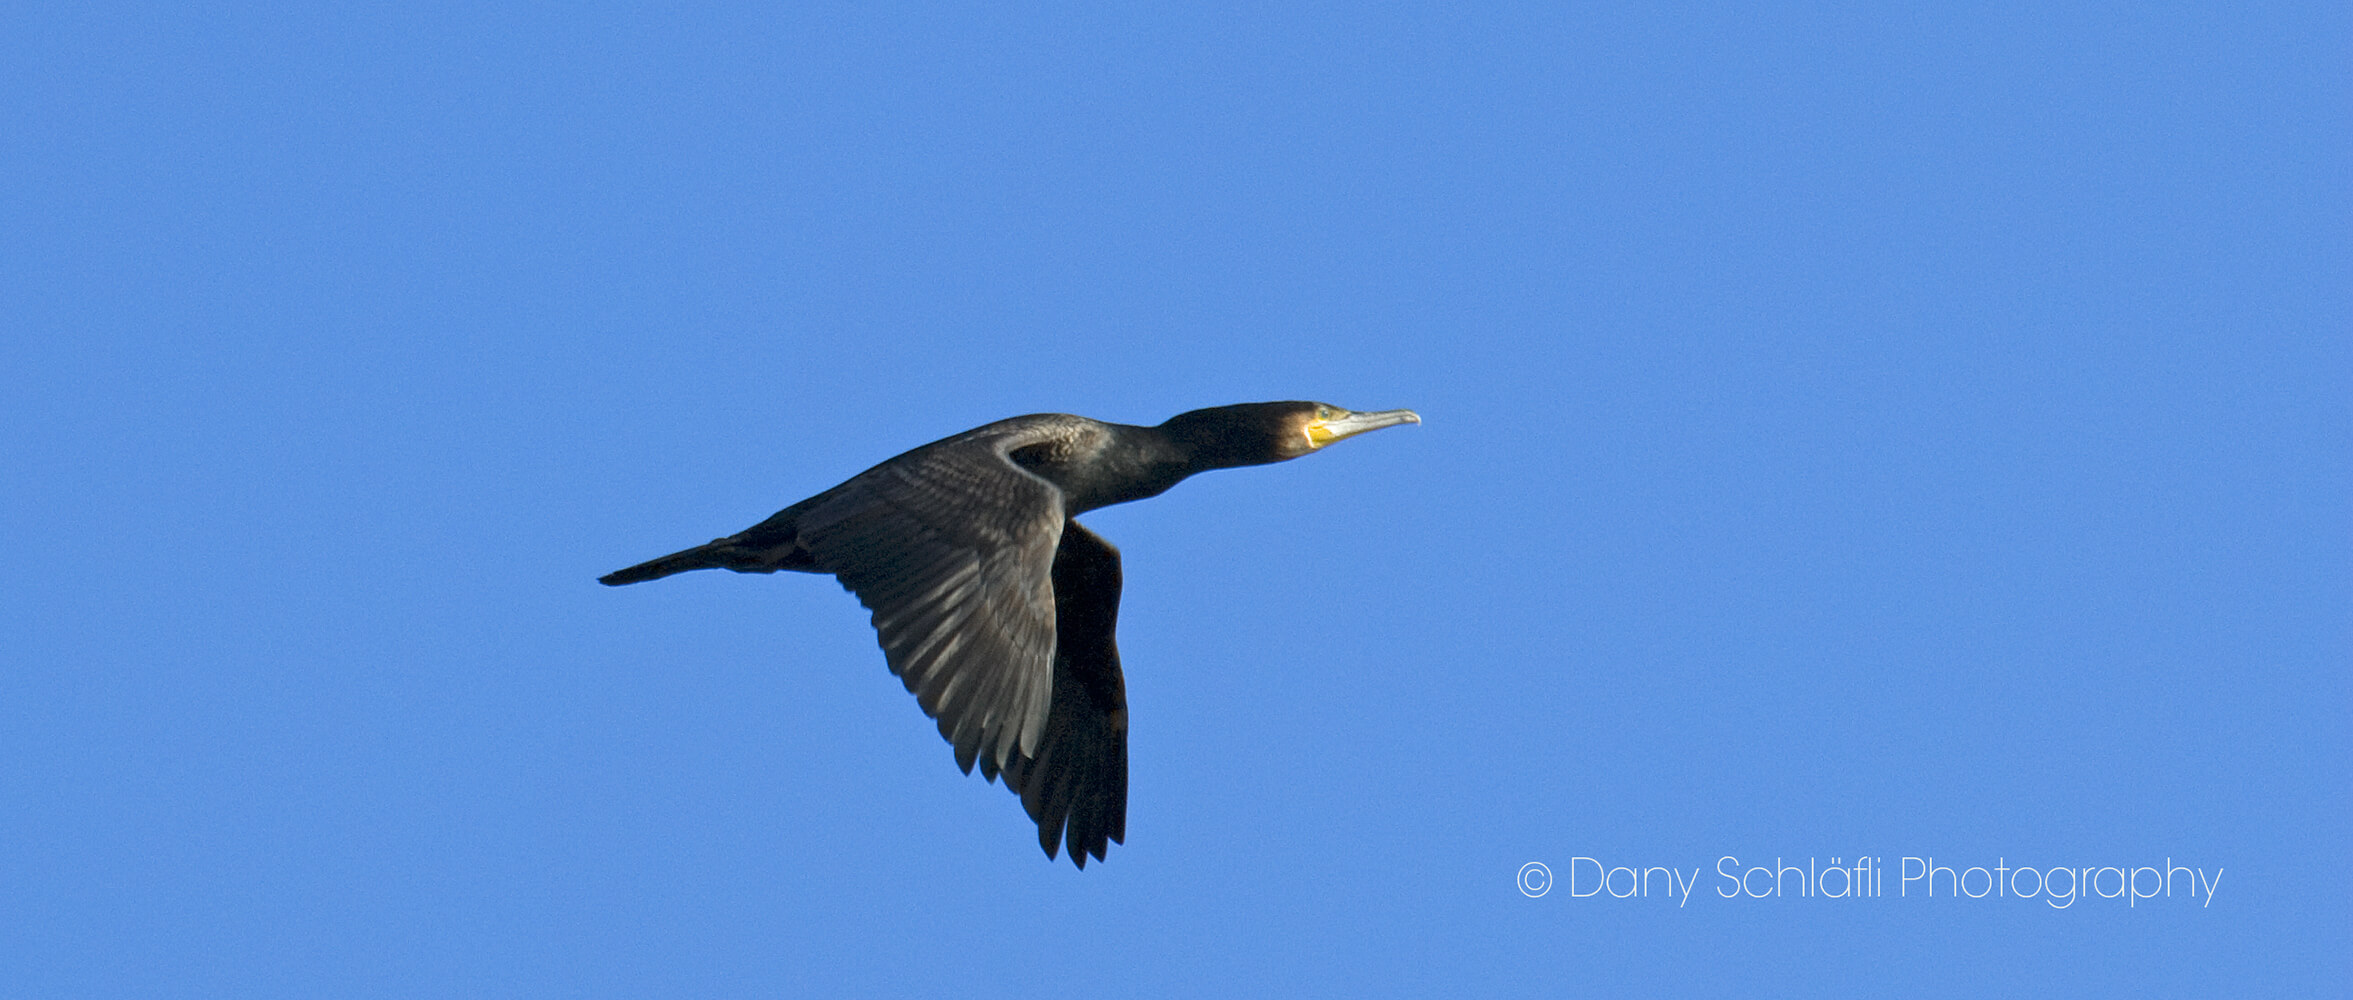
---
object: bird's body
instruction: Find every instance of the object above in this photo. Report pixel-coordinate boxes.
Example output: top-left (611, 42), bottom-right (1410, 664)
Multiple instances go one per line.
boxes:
top-left (601, 401), bottom-right (1418, 867)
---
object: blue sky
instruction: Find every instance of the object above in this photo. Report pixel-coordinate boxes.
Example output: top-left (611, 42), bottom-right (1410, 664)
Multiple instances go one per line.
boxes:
top-left (5, 2), bottom-right (2346, 996)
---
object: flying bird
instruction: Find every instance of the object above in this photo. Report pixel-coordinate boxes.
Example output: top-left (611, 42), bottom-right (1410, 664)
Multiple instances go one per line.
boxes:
top-left (599, 401), bottom-right (1420, 867)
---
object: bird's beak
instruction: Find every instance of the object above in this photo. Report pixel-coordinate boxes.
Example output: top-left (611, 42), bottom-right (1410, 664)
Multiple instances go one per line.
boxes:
top-left (1307, 408), bottom-right (1421, 448)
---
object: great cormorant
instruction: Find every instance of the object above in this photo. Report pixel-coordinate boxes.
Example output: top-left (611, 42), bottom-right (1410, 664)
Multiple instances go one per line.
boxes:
top-left (599, 401), bottom-right (1420, 867)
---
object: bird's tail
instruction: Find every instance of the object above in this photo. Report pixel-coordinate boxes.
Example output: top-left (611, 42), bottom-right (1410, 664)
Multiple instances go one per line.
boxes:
top-left (602, 503), bottom-right (815, 586)
top-left (599, 541), bottom-right (738, 586)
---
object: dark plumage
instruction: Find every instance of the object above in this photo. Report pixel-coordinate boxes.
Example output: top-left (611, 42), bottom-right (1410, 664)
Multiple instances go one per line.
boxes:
top-left (600, 401), bottom-right (1419, 867)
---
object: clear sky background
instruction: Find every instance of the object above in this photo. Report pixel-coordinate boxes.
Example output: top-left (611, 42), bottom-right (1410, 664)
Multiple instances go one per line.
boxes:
top-left (5, 2), bottom-right (2346, 996)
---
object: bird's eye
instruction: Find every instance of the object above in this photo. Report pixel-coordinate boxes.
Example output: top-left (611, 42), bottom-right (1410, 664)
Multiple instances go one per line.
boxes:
top-left (1315, 406), bottom-right (1333, 420)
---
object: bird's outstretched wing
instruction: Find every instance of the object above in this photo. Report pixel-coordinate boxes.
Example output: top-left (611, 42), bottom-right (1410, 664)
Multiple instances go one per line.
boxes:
top-left (790, 423), bottom-right (1073, 775)
top-left (986, 520), bottom-right (1129, 867)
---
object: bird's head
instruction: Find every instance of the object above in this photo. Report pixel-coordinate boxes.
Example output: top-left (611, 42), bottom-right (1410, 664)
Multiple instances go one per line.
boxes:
top-left (1161, 401), bottom-right (1421, 468)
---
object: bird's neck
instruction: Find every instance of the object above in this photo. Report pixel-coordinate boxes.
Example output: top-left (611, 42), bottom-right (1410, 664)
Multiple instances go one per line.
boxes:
top-left (1038, 419), bottom-right (1278, 514)
top-left (1156, 412), bottom-right (1289, 473)
top-left (1022, 424), bottom-right (1193, 513)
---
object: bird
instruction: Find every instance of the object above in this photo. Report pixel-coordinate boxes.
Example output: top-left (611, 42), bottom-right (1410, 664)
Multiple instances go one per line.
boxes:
top-left (599, 401), bottom-right (1420, 867)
